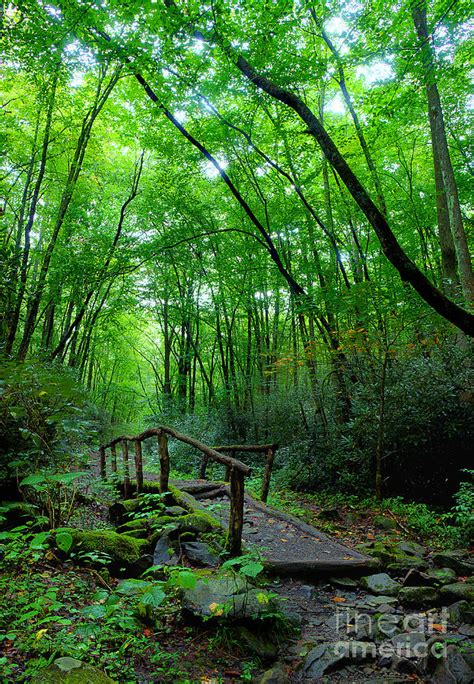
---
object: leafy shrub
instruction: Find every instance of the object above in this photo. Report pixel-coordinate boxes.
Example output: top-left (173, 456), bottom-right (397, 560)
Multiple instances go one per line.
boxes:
top-left (0, 360), bottom-right (98, 485)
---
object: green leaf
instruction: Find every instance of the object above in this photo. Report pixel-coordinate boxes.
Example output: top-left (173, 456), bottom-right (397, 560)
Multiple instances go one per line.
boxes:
top-left (56, 531), bottom-right (73, 553)
top-left (175, 571), bottom-right (196, 590)
top-left (20, 473), bottom-right (46, 487)
top-left (240, 561), bottom-right (264, 578)
top-left (116, 579), bottom-right (150, 595)
top-left (82, 604), bottom-right (107, 619)
top-left (140, 586), bottom-right (166, 607)
top-left (30, 531), bottom-right (50, 549)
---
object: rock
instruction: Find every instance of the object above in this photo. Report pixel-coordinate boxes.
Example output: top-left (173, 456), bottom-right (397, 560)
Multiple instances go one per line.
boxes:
top-left (330, 577), bottom-right (358, 589)
top-left (164, 505), bottom-right (187, 516)
top-left (402, 569), bottom-right (432, 586)
top-left (361, 573), bottom-right (401, 596)
top-left (56, 528), bottom-right (149, 574)
top-left (378, 654), bottom-right (420, 675)
top-left (388, 631), bottom-right (426, 657)
top-left (387, 557), bottom-right (428, 573)
top-left (258, 664), bottom-right (290, 684)
top-left (30, 657), bottom-right (116, 683)
top-left (373, 515), bottom-right (397, 531)
top-left (432, 551), bottom-right (474, 576)
top-left (235, 626), bottom-right (278, 662)
top-left (426, 644), bottom-right (473, 684)
top-left (458, 624), bottom-right (474, 637)
top-left (303, 641), bottom-right (376, 678)
top-left (181, 541), bottom-right (219, 567)
top-left (365, 595), bottom-right (398, 607)
top-left (152, 534), bottom-right (178, 566)
top-left (299, 584), bottom-right (316, 600)
top-left (398, 586), bottom-right (439, 607)
top-left (182, 572), bottom-right (279, 622)
top-left (447, 601), bottom-right (471, 624)
top-left (152, 512), bottom-right (221, 537)
top-left (109, 499), bottom-right (140, 523)
top-left (440, 583), bottom-right (474, 603)
top-left (393, 540), bottom-right (426, 558)
top-left (425, 567), bottom-right (458, 586)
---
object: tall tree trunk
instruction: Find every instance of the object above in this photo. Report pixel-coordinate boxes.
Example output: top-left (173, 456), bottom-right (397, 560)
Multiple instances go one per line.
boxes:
top-left (17, 64), bottom-right (120, 359)
top-left (5, 68), bottom-right (58, 354)
top-left (411, 0), bottom-right (473, 303)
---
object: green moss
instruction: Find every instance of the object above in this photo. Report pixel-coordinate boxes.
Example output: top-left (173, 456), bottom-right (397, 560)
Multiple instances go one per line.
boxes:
top-left (56, 528), bottom-right (148, 565)
top-left (31, 659), bottom-right (116, 683)
top-left (167, 484), bottom-right (193, 511)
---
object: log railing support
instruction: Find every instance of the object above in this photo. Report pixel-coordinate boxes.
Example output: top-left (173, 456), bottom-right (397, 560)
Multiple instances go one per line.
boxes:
top-left (261, 447), bottom-right (276, 503)
top-left (158, 430), bottom-right (170, 494)
top-left (199, 453), bottom-right (209, 479)
top-left (99, 446), bottom-right (106, 480)
top-left (134, 439), bottom-right (144, 493)
top-left (111, 443), bottom-right (117, 473)
top-left (122, 440), bottom-right (131, 499)
top-left (228, 467), bottom-right (245, 556)
top-left (99, 426), bottom-right (263, 557)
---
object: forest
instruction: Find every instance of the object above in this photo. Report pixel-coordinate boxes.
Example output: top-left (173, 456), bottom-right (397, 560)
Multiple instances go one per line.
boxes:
top-left (0, 0), bottom-right (473, 682)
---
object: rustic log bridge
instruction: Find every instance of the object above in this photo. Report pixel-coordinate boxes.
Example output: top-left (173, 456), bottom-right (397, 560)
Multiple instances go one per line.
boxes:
top-left (202, 443), bottom-right (279, 503)
top-left (97, 426), bottom-right (252, 555)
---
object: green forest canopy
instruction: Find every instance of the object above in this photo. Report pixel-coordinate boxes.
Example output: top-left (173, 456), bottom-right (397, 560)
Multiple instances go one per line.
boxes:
top-left (1, 0), bottom-right (472, 498)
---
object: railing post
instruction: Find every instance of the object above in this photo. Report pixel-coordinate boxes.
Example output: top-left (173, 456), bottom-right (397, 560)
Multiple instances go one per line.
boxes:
top-left (99, 447), bottom-right (106, 480)
top-left (227, 467), bottom-right (244, 556)
top-left (122, 440), bottom-right (131, 499)
top-left (158, 430), bottom-right (170, 494)
top-left (111, 443), bottom-right (117, 473)
top-left (261, 447), bottom-right (276, 503)
top-left (224, 449), bottom-right (234, 481)
top-left (134, 439), bottom-right (144, 493)
top-left (199, 453), bottom-right (209, 479)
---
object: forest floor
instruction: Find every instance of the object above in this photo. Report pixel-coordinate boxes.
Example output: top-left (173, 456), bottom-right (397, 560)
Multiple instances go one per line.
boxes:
top-left (0, 474), bottom-right (472, 683)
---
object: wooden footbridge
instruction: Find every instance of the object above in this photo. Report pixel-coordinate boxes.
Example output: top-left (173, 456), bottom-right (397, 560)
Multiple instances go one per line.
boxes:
top-left (97, 426), bottom-right (376, 574)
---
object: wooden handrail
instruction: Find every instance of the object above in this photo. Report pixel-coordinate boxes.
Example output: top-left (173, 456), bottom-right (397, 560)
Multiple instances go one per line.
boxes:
top-left (97, 425), bottom-right (254, 555)
top-left (203, 443), bottom-right (279, 503)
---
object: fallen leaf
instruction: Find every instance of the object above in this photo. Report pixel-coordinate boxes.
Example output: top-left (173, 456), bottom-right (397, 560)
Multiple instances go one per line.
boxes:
top-left (431, 623), bottom-right (446, 633)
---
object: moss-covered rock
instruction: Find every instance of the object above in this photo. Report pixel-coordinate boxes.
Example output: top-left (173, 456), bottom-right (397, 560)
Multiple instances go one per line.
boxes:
top-left (233, 625), bottom-right (278, 662)
top-left (56, 528), bottom-right (149, 573)
top-left (440, 582), bottom-right (474, 603)
top-left (182, 571), bottom-right (280, 622)
top-left (373, 515), bottom-right (397, 531)
top-left (109, 499), bottom-right (140, 523)
top-left (150, 512), bottom-right (221, 541)
top-left (30, 657), bottom-right (115, 683)
top-left (398, 585), bottom-right (439, 606)
top-left (432, 550), bottom-right (474, 576)
top-left (360, 573), bottom-right (401, 596)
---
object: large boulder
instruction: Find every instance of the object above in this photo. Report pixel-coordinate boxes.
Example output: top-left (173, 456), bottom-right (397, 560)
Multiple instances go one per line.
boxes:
top-left (55, 528), bottom-right (149, 575)
top-left (440, 583), bottom-right (474, 603)
top-left (398, 586), bottom-right (439, 607)
top-left (432, 551), bottom-right (474, 576)
top-left (361, 573), bottom-right (401, 596)
top-left (181, 541), bottom-right (219, 567)
top-left (31, 657), bottom-right (115, 683)
top-left (182, 571), bottom-right (279, 622)
top-left (303, 641), bottom-right (376, 679)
